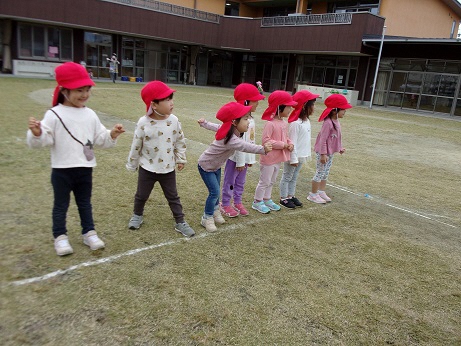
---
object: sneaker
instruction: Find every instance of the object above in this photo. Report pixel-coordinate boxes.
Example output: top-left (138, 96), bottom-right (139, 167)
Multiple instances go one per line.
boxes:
top-left (128, 214), bottom-right (143, 230)
top-left (252, 201), bottom-right (270, 214)
top-left (83, 230), bottom-right (105, 250)
top-left (213, 209), bottom-right (226, 224)
top-left (233, 203), bottom-right (249, 216)
top-left (280, 198), bottom-right (296, 209)
top-left (220, 204), bottom-right (239, 217)
top-left (175, 222), bottom-right (195, 237)
top-left (201, 216), bottom-right (217, 232)
top-left (264, 199), bottom-right (281, 211)
top-left (318, 191), bottom-right (332, 202)
top-left (307, 193), bottom-right (327, 204)
top-left (290, 196), bottom-right (303, 207)
top-left (54, 235), bottom-right (73, 256)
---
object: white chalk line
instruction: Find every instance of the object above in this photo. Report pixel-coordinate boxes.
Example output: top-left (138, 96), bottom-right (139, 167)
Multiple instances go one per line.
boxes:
top-left (327, 183), bottom-right (458, 229)
top-left (9, 210), bottom-right (306, 287)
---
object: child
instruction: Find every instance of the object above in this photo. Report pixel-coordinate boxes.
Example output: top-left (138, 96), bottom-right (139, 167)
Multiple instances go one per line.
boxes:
top-left (307, 94), bottom-right (352, 204)
top-left (126, 81), bottom-right (195, 237)
top-left (220, 83), bottom-right (265, 218)
top-left (27, 62), bottom-right (125, 256)
top-left (279, 90), bottom-right (319, 209)
top-left (198, 102), bottom-right (272, 232)
top-left (252, 91), bottom-right (297, 214)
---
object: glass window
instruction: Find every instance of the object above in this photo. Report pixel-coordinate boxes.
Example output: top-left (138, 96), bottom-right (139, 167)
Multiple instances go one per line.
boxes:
top-left (19, 25), bottom-right (32, 57)
top-left (302, 66), bottom-right (313, 83)
top-left (136, 50), bottom-right (145, 67)
top-left (422, 74), bottom-right (440, 95)
top-left (33, 26), bottom-right (45, 57)
top-left (47, 28), bottom-right (59, 59)
top-left (348, 69), bottom-right (357, 88)
top-left (60, 29), bottom-right (72, 60)
top-left (335, 68), bottom-right (347, 86)
top-left (324, 68), bottom-right (335, 86)
top-left (390, 72), bottom-right (406, 92)
top-left (312, 67), bottom-right (324, 85)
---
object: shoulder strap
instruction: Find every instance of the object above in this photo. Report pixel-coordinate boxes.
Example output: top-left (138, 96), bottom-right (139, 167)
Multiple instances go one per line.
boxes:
top-left (49, 108), bottom-right (84, 146)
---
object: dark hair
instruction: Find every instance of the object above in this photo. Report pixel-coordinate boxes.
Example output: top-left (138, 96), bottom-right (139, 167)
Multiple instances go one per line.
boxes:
top-left (223, 116), bottom-right (246, 144)
top-left (299, 99), bottom-right (316, 122)
top-left (326, 108), bottom-right (344, 131)
top-left (56, 88), bottom-right (67, 105)
top-left (276, 105), bottom-right (287, 115)
top-left (152, 92), bottom-right (174, 104)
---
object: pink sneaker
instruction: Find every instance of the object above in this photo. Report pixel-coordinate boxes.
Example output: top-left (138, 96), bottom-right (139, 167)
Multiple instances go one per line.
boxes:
top-left (233, 203), bottom-right (249, 216)
top-left (307, 193), bottom-right (327, 204)
top-left (220, 204), bottom-right (239, 217)
top-left (318, 191), bottom-right (331, 202)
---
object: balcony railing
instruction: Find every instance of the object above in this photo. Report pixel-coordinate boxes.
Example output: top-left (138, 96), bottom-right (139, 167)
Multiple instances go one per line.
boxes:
top-left (261, 13), bottom-right (352, 27)
top-left (99, 0), bottom-right (220, 23)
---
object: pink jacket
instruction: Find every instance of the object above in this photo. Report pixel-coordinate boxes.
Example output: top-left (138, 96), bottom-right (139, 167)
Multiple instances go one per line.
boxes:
top-left (260, 119), bottom-right (292, 165)
top-left (314, 118), bottom-right (342, 155)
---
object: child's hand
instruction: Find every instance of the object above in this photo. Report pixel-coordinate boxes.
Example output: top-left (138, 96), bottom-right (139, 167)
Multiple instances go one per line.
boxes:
top-left (340, 148), bottom-right (346, 154)
top-left (197, 118), bottom-right (206, 125)
top-left (28, 117), bottom-right (42, 136)
top-left (177, 163), bottom-right (185, 171)
top-left (110, 124), bottom-right (125, 139)
top-left (287, 143), bottom-right (294, 152)
top-left (236, 165), bottom-right (245, 172)
top-left (320, 154), bottom-right (328, 164)
top-left (264, 142), bottom-right (273, 153)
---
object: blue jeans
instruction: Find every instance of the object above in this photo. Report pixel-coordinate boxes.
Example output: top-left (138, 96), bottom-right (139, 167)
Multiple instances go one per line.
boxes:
top-left (279, 161), bottom-right (304, 198)
top-left (198, 165), bottom-right (221, 217)
top-left (51, 167), bottom-right (94, 238)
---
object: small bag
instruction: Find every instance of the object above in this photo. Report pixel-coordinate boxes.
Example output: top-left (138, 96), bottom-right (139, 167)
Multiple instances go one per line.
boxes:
top-left (50, 109), bottom-right (94, 161)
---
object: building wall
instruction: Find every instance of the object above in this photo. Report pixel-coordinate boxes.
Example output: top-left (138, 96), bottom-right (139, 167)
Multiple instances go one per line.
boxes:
top-left (196, 0), bottom-right (226, 15)
top-left (380, 0), bottom-right (461, 38)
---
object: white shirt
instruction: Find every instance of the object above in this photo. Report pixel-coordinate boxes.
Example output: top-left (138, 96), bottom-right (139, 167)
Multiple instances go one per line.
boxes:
top-left (228, 116), bottom-right (257, 166)
top-left (26, 104), bottom-right (116, 168)
top-left (289, 118), bottom-right (312, 164)
top-left (126, 114), bottom-right (187, 174)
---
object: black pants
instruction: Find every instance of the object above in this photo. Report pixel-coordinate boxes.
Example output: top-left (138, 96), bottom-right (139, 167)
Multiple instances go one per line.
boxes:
top-left (51, 167), bottom-right (94, 238)
top-left (133, 167), bottom-right (185, 223)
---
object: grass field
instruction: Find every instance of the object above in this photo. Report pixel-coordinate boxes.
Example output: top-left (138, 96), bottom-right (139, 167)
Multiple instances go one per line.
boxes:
top-left (1, 77), bottom-right (461, 345)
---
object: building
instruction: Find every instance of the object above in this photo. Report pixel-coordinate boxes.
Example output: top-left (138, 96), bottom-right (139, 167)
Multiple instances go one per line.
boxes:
top-left (0, 0), bottom-right (460, 116)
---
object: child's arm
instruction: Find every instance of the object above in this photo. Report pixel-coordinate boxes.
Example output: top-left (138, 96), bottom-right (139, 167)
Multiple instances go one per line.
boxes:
top-left (198, 118), bottom-right (220, 132)
top-left (261, 122), bottom-right (286, 150)
top-left (174, 122), bottom-right (187, 167)
top-left (26, 112), bottom-right (55, 148)
top-left (126, 123), bottom-right (144, 172)
top-left (288, 123), bottom-right (299, 164)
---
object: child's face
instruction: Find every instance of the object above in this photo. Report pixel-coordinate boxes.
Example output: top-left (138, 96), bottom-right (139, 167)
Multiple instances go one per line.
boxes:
top-left (63, 86), bottom-right (92, 108)
top-left (249, 100), bottom-right (259, 112)
top-left (234, 114), bottom-right (251, 133)
top-left (280, 105), bottom-right (292, 118)
top-left (152, 97), bottom-right (174, 118)
top-left (337, 109), bottom-right (346, 118)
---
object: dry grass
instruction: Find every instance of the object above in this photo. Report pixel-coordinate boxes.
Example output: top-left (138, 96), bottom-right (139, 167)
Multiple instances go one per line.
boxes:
top-left (1, 77), bottom-right (461, 345)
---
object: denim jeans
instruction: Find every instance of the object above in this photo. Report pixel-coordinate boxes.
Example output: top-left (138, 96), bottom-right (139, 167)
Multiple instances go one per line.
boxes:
top-left (198, 165), bottom-right (221, 217)
top-left (51, 167), bottom-right (94, 238)
top-left (279, 161), bottom-right (304, 198)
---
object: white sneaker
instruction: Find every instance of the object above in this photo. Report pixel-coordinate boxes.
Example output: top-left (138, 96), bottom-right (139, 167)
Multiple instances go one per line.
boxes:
top-left (54, 235), bottom-right (73, 256)
top-left (213, 209), bottom-right (226, 224)
top-left (318, 191), bottom-right (332, 202)
top-left (83, 230), bottom-right (105, 250)
top-left (307, 193), bottom-right (327, 204)
top-left (201, 216), bottom-right (217, 232)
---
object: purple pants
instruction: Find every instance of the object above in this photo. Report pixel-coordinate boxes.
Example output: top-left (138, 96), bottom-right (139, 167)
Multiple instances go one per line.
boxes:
top-left (221, 159), bottom-right (248, 206)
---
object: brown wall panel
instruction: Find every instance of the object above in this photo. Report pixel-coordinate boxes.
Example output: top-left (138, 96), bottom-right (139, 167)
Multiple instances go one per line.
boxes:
top-left (0, 0), bottom-right (384, 53)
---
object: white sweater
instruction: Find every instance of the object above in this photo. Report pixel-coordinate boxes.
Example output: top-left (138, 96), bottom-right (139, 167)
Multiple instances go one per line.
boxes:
top-left (27, 104), bottom-right (116, 168)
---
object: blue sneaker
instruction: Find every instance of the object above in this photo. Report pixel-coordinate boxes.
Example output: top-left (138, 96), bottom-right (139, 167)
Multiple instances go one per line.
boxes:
top-left (264, 199), bottom-right (281, 211)
top-left (252, 201), bottom-right (270, 214)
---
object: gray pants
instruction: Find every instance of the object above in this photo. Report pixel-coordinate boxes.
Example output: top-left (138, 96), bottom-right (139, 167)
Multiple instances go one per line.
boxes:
top-left (133, 167), bottom-right (185, 223)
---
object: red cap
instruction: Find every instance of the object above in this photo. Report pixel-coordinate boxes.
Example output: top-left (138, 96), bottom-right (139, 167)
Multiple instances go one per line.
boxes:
top-left (261, 90), bottom-right (297, 120)
top-left (318, 94), bottom-right (352, 122)
top-left (288, 90), bottom-right (320, 123)
top-left (52, 62), bottom-right (95, 106)
top-left (234, 83), bottom-right (265, 104)
top-left (141, 81), bottom-right (176, 112)
top-left (215, 102), bottom-right (253, 140)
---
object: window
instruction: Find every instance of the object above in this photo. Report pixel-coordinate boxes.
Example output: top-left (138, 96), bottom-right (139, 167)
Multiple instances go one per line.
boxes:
top-left (18, 23), bottom-right (72, 60)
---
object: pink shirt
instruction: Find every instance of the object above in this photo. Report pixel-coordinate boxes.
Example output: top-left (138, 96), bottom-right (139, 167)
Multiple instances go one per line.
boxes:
top-left (260, 118), bottom-right (292, 165)
top-left (314, 118), bottom-right (342, 155)
top-left (198, 120), bottom-right (266, 172)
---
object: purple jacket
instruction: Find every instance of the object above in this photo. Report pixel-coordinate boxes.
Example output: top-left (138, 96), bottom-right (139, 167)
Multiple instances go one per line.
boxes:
top-left (314, 118), bottom-right (342, 155)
